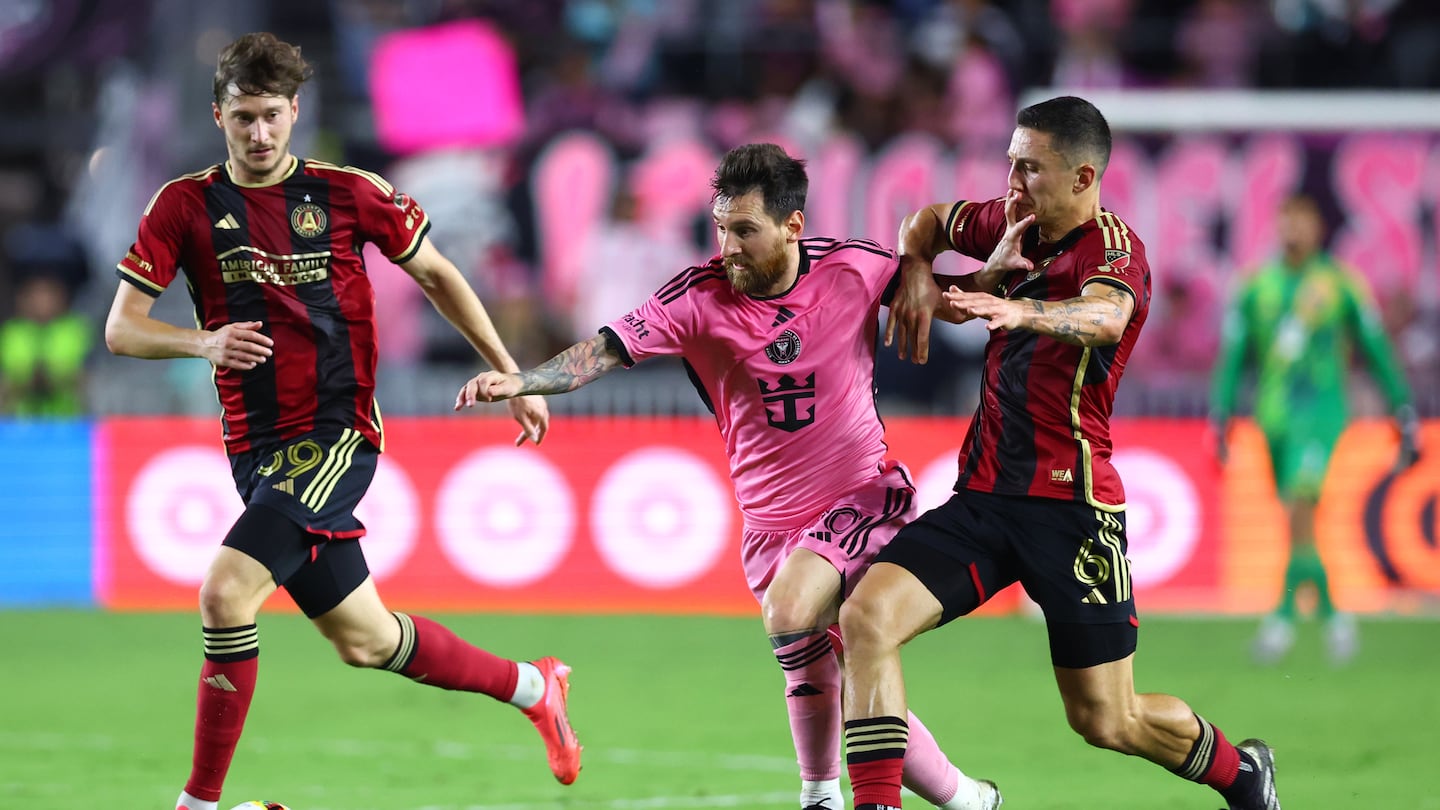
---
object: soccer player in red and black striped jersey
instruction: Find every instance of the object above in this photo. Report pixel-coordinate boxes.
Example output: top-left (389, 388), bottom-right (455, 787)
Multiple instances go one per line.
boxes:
top-left (104, 33), bottom-right (579, 810)
top-left (839, 97), bottom-right (1280, 810)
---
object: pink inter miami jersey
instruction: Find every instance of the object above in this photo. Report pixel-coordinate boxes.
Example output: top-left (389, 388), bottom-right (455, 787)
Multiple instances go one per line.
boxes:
top-left (604, 237), bottom-right (900, 531)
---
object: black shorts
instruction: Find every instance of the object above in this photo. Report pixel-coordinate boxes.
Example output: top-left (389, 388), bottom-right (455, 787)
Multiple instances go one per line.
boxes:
top-left (224, 428), bottom-right (378, 617)
top-left (874, 488), bottom-right (1138, 668)
top-left (229, 427), bottom-right (378, 541)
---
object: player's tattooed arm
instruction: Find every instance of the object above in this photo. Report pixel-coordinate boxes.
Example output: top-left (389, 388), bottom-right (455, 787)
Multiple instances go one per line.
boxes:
top-left (514, 334), bottom-right (623, 394)
top-left (1023, 284), bottom-right (1134, 346)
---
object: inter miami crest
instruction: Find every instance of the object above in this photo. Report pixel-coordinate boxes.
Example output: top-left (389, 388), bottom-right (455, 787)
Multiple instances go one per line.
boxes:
top-left (765, 329), bottom-right (801, 365)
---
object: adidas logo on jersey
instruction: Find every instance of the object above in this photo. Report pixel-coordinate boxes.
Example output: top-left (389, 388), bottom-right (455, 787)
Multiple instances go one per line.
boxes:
top-left (214, 213), bottom-right (240, 230)
top-left (272, 478), bottom-right (295, 495)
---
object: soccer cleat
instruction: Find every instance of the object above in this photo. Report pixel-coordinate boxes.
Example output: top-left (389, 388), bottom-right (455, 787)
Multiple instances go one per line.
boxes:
top-left (803, 802), bottom-right (837, 810)
top-left (1250, 615), bottom-right (1294, 665)
top-left (521, 656), bottom-right (582, 785)
top-left (1324, 612), bottom-right (1359, 665)
top-left (976, 778), bottom-right (1003, 809)
top-left (1227, 739), bottom-right (1280, 810)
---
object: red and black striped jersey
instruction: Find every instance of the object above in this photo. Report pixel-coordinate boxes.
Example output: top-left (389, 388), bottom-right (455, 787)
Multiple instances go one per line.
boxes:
top-left (943, 197), bottom-right (1150, 510)
top-left (117, 157), bottom-right (431, 455)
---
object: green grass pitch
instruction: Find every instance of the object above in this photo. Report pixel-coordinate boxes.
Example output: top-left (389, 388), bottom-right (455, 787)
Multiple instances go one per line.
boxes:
top-left (1, 610), bottom-right (1436, 809)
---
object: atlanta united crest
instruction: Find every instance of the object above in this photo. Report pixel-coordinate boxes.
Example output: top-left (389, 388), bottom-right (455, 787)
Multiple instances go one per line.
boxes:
top-left (291, 202), bottom-right (328, 237)
top-left (765, 329), bottom-right (802, 365)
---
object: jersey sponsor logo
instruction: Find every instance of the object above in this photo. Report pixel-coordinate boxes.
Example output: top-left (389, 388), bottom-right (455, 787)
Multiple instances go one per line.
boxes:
top-left (620, 312), bottom-right (650, 340)
top-left (291, 202), bottom-right (328, 237)
top-left (758, 372), bottom-right (816, 432)
top-left (218, 247), bottom-right (332, 286)
top-left (213, 213), bottom-right (240, 230)
top-left (764, 329), bottom-right (802, 365)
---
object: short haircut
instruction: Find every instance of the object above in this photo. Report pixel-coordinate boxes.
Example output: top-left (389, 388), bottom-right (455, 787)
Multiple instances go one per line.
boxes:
top-left (1017, 96), bottom-right (1112, 176)
top-left (710, 143), bottom-right (809, 222)
top-left (213, 32), bottom-right (313, 105)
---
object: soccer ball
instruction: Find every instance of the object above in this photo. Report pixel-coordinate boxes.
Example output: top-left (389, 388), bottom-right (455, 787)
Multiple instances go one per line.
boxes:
top-left (227, 803), bottom-right (291, 810)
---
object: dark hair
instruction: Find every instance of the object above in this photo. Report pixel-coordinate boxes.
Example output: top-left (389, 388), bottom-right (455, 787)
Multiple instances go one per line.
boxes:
top-left (213, 32), bottom-right (313, 105)
top-left (1016, 96), bottom-right (1112, 176)
top-left (710, 143), bottom-right (808, 222)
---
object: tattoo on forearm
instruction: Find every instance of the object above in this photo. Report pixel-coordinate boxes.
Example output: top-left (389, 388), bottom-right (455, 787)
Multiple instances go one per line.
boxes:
top-left (1031, 292), bottom-right (1127, 345)
top-left (516, 336), bottom-right (616, 394)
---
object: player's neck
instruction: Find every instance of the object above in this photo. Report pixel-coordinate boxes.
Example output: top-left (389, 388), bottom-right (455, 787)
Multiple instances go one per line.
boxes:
top-left (227, 154), bottom-right (298, 187)
top-left (1038, 198), bottom-right (1101, 244)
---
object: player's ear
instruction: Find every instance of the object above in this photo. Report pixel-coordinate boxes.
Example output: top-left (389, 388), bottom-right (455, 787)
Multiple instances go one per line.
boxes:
top-left (1073, 163), bottom-right (1096, 194)
top-left (785, 209), bottom-right (804, 242)
top-left (212, 102), bottom-right (223, 129)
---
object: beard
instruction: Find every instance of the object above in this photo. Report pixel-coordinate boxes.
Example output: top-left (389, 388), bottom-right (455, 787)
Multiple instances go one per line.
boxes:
top-left (724, 248), bottom-right (789, 296)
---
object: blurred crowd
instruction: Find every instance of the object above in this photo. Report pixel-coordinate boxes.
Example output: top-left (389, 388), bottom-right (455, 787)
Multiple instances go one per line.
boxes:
top-left (1, 0), bottom-right (1437, 418)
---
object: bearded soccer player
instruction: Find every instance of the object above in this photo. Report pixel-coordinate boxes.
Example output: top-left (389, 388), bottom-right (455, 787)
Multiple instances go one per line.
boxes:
top-left (847, 96), bottom-right (1280, 810)
top-left (457, 143), bottom-right (1000, 810)
top-left (104, 33), bottom-right (579, 810)
top-left (1210, 192), bottom-right (1419, 666)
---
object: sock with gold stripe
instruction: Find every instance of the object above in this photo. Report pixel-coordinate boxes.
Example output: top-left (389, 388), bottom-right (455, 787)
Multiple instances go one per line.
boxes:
top-left (383, 612), bottom-right (519, 701)
top-left (183, 624), bottom-right (259, 803)
top-left (846, 715), bottom-right (908, 808)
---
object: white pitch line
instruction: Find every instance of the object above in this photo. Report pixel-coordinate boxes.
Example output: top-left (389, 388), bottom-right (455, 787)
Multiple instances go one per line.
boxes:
top-left (0, 730), bottom-right (797, 773)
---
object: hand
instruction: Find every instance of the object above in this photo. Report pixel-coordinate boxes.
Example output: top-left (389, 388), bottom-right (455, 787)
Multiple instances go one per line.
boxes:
top-left (884, 255), bottom-right (940, 364)
top-left (983, 191), bottom-right (1036, 276)
top-left (507, 394), bottom-right (549, 446)
top-left (201, 321), bottom-right (273, 370)
top-left (454, 370), bottom-right (522, 410)
top-left (942, 287), bottom-right (1025, 331)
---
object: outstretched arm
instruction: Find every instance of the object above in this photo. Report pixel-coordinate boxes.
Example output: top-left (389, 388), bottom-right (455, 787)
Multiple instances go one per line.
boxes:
top-left (402, 236), bottom-right (549, 445)
top-left (942, 280), bottom-right (1134, 347)
top-left (455, 334), bottom-right (623, 408)
top-left (888, 193), bottom-right (1033, 362)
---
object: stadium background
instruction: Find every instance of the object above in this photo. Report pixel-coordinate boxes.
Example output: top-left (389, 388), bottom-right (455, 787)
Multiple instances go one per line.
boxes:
top-left (1, 2), bottom-right (1439, 808)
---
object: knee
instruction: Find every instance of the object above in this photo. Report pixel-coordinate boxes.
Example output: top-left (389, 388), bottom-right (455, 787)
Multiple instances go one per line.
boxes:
top-left (1065, 703), bottom-right (1137, 754)
top-left (198, 575), bottom-right (257, 627)
top-left (838, 593), bottom-right (895, 652)
top-left (326, 627), bottom-right (393, 669)
top-left (762, 597), bottom-right (824, 637)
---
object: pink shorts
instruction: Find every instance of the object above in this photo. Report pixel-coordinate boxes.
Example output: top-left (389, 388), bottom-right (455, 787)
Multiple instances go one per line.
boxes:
top-left (740, 460), bottom-right (918, 603)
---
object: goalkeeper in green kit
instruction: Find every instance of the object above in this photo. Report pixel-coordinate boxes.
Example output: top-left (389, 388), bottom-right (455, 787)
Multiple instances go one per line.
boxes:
top-left (1210, 192), bottom-right (1420, 666)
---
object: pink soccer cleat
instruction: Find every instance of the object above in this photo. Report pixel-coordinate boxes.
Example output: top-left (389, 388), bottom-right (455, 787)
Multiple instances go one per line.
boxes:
top-left (521, 656), bottom-right (582, 785)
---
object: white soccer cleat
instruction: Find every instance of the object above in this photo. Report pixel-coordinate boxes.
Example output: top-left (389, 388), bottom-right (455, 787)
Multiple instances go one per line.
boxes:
top-left (1250, 615), bottom-right (1294, 665)
top-left (975, 779), bottom-right (1003, 809)
top-left (1324, 612), bottom-right (1359, 665)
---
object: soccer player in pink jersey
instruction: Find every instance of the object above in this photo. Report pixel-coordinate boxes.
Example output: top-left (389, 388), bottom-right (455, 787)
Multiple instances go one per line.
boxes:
top-left (457, 143), bottom-right (1000, 810)
top-left (844, 96), bottom-right (1278, 810)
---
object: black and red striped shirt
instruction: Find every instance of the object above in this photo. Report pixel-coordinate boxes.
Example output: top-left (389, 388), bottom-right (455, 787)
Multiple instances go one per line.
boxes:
top-left (117, 157), bottom-right (430, 455)
top-left (944, 197), bottom-right (1150, 509)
